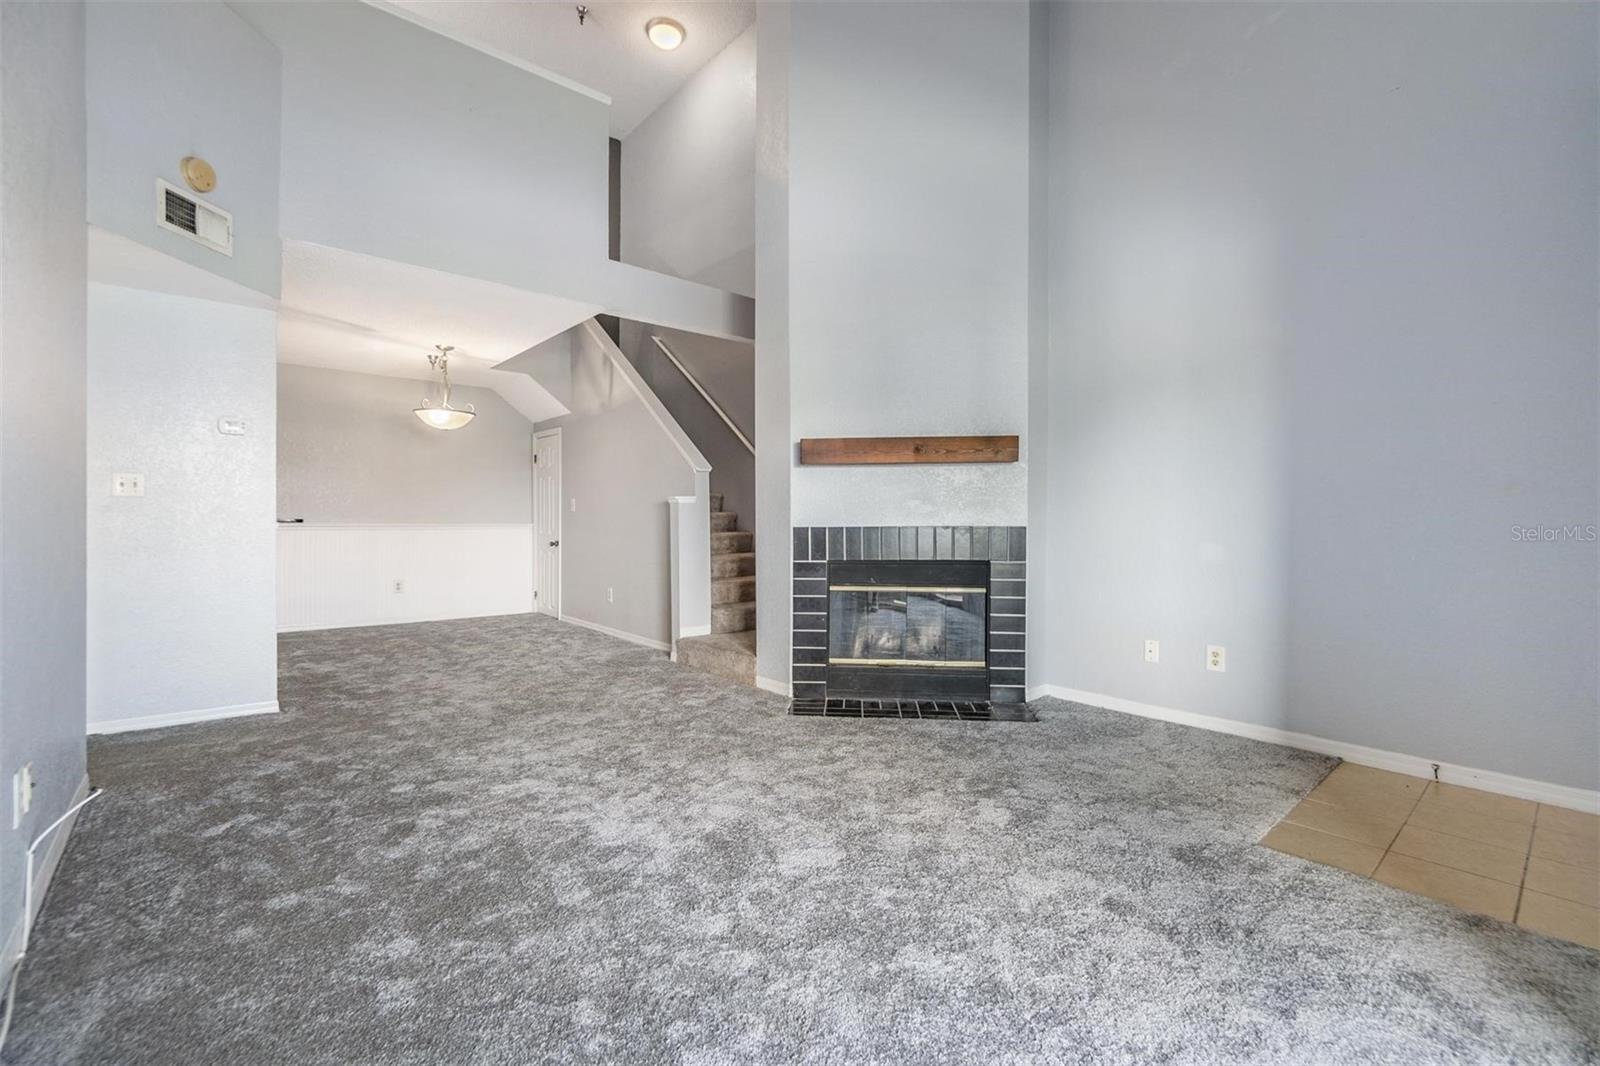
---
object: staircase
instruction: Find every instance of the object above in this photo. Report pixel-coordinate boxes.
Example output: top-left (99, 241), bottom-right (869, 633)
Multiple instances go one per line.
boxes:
top-left (677, 493), bottom-right (757, 685)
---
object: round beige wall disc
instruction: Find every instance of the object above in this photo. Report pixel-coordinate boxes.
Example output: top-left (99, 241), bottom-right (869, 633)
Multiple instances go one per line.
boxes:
top-left (180, 156), bottom-right (216, 194)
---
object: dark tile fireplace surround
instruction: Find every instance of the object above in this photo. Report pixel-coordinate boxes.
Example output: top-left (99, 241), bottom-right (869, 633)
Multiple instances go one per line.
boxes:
top-left (790, 525), bottom-right (1027, 711)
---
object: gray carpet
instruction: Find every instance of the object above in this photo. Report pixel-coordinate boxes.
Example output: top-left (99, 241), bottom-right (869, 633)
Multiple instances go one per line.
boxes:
top-left (5, 614), bottom-right (1597, 1064)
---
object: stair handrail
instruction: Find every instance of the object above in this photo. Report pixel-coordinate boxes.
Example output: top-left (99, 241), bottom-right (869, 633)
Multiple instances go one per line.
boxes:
top-left (650, 335), bottom-right (755, 456)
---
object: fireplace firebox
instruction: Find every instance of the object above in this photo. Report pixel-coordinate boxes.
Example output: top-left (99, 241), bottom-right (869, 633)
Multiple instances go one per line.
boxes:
top-left (826, 560), bottom-right (990, 701)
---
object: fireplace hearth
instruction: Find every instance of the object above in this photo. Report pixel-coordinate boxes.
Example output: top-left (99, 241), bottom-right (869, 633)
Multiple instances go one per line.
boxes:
top-left (790, 525), bottom-right (1028, 714)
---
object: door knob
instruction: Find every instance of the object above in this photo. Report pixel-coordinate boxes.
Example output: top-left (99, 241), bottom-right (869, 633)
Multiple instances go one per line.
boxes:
top-left (548, 540), bottom-right (560, 547)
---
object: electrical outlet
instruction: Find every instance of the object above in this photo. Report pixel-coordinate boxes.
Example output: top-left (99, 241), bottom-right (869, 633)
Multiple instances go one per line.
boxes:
top-left (392, 579), bottom-right (405, 594)
top-left (1207, 645), bottom-right (1226, 672)
top-left (607, 587), bottom-right (614, 603)
top-left (1144, 639), bottom-right (1160, 664)
top-left (111, 472), bottom-right (145, 497)
top-left (570, 498), bottom-right (577, 513)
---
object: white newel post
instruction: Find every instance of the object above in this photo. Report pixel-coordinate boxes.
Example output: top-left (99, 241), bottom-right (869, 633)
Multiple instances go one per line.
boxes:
top-left (668, 477), bottom-right (712, 659)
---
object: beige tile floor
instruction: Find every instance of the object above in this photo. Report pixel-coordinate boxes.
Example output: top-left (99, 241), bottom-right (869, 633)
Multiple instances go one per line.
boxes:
top-left (1262, 763), bottom-right (1600, 949)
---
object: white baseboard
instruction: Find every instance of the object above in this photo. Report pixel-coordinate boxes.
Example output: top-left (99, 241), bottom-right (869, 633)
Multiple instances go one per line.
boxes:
top-left (1029, 684), bottom-right (1599, 814)
top-left (756, 675), bottom-right (791, 698)
top-left (562, 615), bottom-right (670, 653)
top-left (3, 775), bottom-right (90, 973)
top-left (88, 700), bottom-right (280, 735)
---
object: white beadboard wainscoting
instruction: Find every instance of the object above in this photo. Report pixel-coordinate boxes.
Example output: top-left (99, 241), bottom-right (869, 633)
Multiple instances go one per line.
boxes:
top-left (279, 524), bottom-right (535, 632)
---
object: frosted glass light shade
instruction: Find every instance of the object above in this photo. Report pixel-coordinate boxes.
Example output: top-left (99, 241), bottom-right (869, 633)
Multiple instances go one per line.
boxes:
top-left (645, 17), bottom-right (685, 50)
top-left (414, 406), bottom-right (475, 430)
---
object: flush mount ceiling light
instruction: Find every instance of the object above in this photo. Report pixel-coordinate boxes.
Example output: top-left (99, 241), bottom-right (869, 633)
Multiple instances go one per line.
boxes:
top-left (414, 345), bottom-right (476, 430)
top-left (645, 16), bottom-right (685, 50)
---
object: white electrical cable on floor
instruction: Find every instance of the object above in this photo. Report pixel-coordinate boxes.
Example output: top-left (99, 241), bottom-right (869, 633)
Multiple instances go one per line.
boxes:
top-left (0, 787), bottom-right (103, 1057)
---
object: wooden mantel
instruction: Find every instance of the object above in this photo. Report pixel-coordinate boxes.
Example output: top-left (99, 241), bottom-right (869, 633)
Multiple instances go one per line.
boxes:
top-left (797, 435), bottom-right (1020, 466)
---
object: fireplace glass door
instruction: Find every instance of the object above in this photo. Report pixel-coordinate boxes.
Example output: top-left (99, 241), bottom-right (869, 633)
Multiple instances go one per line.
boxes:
top-left (826, 560), bottom-right (989, 700)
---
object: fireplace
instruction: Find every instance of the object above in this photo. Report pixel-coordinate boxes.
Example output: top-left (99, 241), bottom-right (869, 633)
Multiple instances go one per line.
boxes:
top-left (826, 559), bottom-right (990, 701)
top-left (790, 525), bottom-right (1028, 713)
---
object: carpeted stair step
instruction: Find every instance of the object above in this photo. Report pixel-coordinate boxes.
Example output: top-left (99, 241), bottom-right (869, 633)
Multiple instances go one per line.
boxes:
top-left (712, 601), bottom-right (757, 634)
top-left (709, 492), bottom-right (724, 512)
top-left (711, 511), bottom-right (738, 533)
top-left (712, 574), bottom-right (756, 605)
top-left (712, 551), bottom-right (756, 578)
top-left (676, 630), bottom-right (755, 685)
top-left (712, 530), bottom-right (753, 555)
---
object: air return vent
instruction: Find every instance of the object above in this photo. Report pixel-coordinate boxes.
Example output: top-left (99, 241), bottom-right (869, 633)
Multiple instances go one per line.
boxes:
top-left (155, 179), bottom-right (233, 256)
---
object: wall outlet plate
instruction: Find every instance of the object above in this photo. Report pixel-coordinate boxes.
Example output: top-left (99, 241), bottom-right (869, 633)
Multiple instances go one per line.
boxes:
top-left (1207, 645), bottom-right (1226, 672)
top-left (112, 472), bottom-right (145, 497)
top-left (393, 580), bottom-right (405, 594)
top-left (1144, 639), bottom-right (1160, 664)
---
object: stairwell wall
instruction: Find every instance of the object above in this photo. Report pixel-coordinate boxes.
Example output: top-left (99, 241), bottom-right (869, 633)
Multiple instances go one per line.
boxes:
top-left (615, 320), bottom-right (755, 532)
top-left (531, 325), bottom-right (701, 648)
top-left (620, 25), bottom-right (756, 297)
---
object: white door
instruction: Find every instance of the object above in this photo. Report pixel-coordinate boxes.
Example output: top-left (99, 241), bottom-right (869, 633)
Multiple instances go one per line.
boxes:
top-left (534, 429), bottom-right (562, 617)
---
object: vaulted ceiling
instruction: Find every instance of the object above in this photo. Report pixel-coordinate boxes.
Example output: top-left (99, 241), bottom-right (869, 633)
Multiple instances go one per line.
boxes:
top-left (383, 0), bottom-right (755, 138)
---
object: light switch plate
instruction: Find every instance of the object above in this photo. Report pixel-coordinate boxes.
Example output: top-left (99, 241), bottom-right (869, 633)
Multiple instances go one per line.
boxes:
top-left (12, 763), bottom-right (31, 829)
top-left (112, 473), bottom-right (145, 497)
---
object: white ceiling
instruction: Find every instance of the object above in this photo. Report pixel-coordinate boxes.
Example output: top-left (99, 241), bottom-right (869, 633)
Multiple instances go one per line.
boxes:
top-left (277, 241), bottom-right (600, 423)
top-left (385, 0), bottom-right (755, 138)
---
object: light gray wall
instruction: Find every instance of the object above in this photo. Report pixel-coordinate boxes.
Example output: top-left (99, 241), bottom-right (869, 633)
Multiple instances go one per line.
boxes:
top-left (87, 285), bottom-right (278, 727)
top-left (532, 327), bottom-right (698, 646)
top-left (237, 0), bottom-right (607, 301)
top-left (0, 0), bottom-right (87, 951)
top-left (278, 364), bottom-right (534, 525)
top-left (1044, 1), bottom-right (1599, 789)
top-left (753, 0), bottom-right (792, 685)
top-left (785, 1), bottom-right (1032, 526)
top-left (617, 320), bottom-right (754, 530)
top-left (621, 25), bottom-right (756, 297)
top-left (1025, 0), bottom-right (1052, 670)
top-left (87, 0), bottom-right (281, 297)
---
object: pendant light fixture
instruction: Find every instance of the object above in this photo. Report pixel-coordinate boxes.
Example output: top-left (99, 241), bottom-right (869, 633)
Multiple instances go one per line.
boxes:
top-left (414, 345), bottom-right (476, 430)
